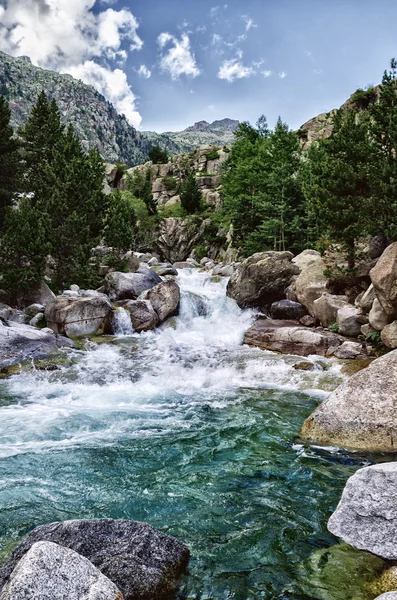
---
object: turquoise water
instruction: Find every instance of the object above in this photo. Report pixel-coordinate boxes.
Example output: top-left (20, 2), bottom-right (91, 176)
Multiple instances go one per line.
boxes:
top-left (0, 272), bottom-right (376, 599)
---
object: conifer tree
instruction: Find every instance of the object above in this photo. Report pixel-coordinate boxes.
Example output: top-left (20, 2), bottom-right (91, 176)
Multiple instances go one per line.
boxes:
top-left (38, 125), bottom-right (106, 290)
top-left (0, 96), bottom-right (20, 228)
top-left (20, 91), bottom-right (64, 193)
top-left (148, 145), bottom-right (168, 164)
top-left (301, 108), bottom-right (371, 268)
top-left (103, 189), bottom-right (136, 270)
top-left (180, 173), bottom-right (202, 214)
top-left (0, 197), bottom-right (48, 305)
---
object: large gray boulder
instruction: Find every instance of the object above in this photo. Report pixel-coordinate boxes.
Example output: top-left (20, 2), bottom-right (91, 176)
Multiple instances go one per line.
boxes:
top-left (301, 349), bottom-right (397, 451)
top-left (0, 541), bottom-right (123, 600)
top-left (145, 280), bottom-right (180, 323)
top-left (313, 293), bottom-right (350, 327)
top-left (359, 284), bottom-right (376, 314)
top-left (369, 298), bottom-right (392, 331)
top-left (226, 251), bottom-right (299, 309)
top-left (120, 300), bottom-right (158, 332)
top-left (336, 306), bottom-right (362, 337)
top-left (105, 268), bottom-right (161, 302)
top-left (243, 319), bottom-right (351, 357)
top-left (328, 463), bottom-right (397, 560)
top-left (381, 321), bottom-right (397, 349)
top-left (291, 249), bottom-right (321, 271)
top-left (269, 300), bottom-right (307, 321)
top-left (45, 296), bottom-right (112, 337)
top-left (294, 257), bottom-right (328, 316)
top-left (17, 281), bottom-right (55, 309)
top-left (0, 320), bottom-right (71, 368)
top-left (370, 242), bottom-right (397, 317)
top-left (0, 519), bottom-right (189, 600)
top-left (374, 594), bottom-right (397, 600)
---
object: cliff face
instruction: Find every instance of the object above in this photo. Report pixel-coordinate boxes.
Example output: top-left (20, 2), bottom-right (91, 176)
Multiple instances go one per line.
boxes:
top-left (0, 51), bottom-right (149, 166)
top-left (297, 86), bottom-right (379, 149)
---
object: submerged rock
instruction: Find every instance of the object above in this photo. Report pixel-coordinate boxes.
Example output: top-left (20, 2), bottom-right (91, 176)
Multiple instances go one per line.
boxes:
top-left (45, 296), bottom-right (112, 337)
top-left (105, 269), bottom-right (162, 302)
top-left (226, 251), bottom-right (299, 309)
top-left (0, 320), bottom-right (71, 368)
top-left (0, 541), bottom-right (123, 600)
top-left (328, 463), bottom-right (397, 560)
top-left (301, 349), bottom-right (397, 451)
top-left (0, 519), bottom-right (189, 600)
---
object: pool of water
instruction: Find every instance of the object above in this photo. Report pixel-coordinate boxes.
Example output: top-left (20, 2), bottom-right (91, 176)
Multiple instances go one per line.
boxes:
top-left (0, 271), bottom-right (379, 599)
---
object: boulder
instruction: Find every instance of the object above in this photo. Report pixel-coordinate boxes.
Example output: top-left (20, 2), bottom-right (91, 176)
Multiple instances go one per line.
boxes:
top-left (0, 519), bottom-right (189, 600)
top-left (105, 268), bottom-right (162, 302)
top-left (381, 320), bottom-right (397, 349)
top-left (336, 306), bottom-right (362, 337)
top-left (313, 293), bottom-right (349, 327)
top-left (124, 252), bottom-right (140, 273)
top-left (45, 296), bottom-right (112, 337)
top-left (300, 349), bottom-right (397, 451)
top-left (120, 300), bottom-right (158, 332)
top-left (0, 303), bottom-right (12, 320)
top-left (359, 284), bottom-right (376, 313)
top-left (368, 233), bottom-right (388, 259)
top-left (145, 280), bottom-right (180, 323)
top-left (374, 594), bottom-right (397, 600)
top-left (173, 262), bottom-right (191, 269)
top-left (153, 264), bottom-right (178, 277)
top-left (291, 249), bottom-right (321, 271)
top-left (370, 242), bottom-right (397, 316)
top-left (244, 319), bottom-right (343, 357)
top-left (328, 463), bottom-right (397, 560)
top-left (333, 340), bottom-right (367, 359)
top-left (0, 541), bottom-right (123, 600)
top-left (269, 300), bottom-right (307, 321)
top-left (24, 303), bottom-right (45, 318)
top-left (0, 320), bottom-right (72, 368)
top-left (17, 281), bottom-right (55, 309)
top-left (226, 251), bottom-right (299, 309)
top-left (294, 257), bottom-right (328, 316)
top-left (369, 298), bottom-right (392, 331)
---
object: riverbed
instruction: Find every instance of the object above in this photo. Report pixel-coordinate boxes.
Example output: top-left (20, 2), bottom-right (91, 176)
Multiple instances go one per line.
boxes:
top-left (0, 270), bottom-right (379, 599)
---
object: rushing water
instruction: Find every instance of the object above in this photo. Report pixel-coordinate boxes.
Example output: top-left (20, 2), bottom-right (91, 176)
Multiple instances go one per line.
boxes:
top-left (0, 271), bottom-right (382, 599)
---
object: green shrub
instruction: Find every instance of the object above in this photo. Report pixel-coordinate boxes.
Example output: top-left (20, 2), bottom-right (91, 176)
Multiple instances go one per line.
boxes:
top-left (204, 149), bottom-right (220, 160)
top-left (163, 176), bottom-right (177, 191)
top-left (351, 86), bottom-right (377, 109)
top-left (193, 244), bottom-right (208, 261)
top-left (328, 323), bottom-right (339, 333)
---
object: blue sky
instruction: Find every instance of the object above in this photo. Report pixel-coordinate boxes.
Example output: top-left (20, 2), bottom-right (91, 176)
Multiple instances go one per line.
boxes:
top-left (0, 0), bottom-right (396, 132)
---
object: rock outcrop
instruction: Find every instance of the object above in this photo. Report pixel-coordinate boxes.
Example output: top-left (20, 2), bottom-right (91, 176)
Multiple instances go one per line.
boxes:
top-left (328, 463), bottom-right (397, 560)
top-left (45, 296), bottom-right (112, 337)
top-left (370, 242), bottom-right (397, 317)
top-left (0, 519), bottom-right (190, 600)
top-left (156, 218), bottom-right (208, 263)
top-left (226, 251), bottom-right (299, 309)
top-left (0, 320), bottom-right (71, 368)
top-left (0, 541), bottom-right (123, 600)
top-left (300, 349), bottom-right (397, 451)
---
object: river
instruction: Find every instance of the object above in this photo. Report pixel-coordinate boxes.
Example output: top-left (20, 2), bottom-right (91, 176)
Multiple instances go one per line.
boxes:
top-left (0, 270), bottom-right (380, 599)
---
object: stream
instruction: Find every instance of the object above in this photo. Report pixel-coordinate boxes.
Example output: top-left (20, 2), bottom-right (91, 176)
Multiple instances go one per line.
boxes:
top-left (0, 270), bottom-right (383, 599)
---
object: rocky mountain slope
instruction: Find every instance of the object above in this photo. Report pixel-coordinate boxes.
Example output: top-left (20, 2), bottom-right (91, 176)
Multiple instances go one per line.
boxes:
top-left (0, 51), bottom-right (149, 166)
top-left (142, 118), bottom-right (239, 153)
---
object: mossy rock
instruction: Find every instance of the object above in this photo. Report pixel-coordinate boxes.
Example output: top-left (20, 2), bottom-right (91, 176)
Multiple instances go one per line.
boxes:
top-left (340, 359), bottom-right (374, 376)
top-left (368, 566), bottom-right (397, 597)
top-left (0, 364), bottom-right (22, 379)
top-left (298, 543), bottom-right (387, 600)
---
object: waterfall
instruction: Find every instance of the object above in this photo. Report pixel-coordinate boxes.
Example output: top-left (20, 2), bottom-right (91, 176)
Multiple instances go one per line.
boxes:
top-left (113, 307), bottom-right (134, 336)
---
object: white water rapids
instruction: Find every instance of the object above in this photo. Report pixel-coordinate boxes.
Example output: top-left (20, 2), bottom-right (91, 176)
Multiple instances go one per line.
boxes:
top-left (0, 269), bottom-right (345, 461)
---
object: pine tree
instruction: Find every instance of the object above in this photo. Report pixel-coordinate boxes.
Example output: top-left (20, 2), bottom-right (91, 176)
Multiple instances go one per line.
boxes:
top-left (368, 58), bottom-right (397, 238)
top-left (180, 173), bottom-right (202, 214)
top-left (148, 145), bottom-right (168, 164)
top-left (38, 125), bottom-right (106, 290)
top-left (125, 167), bottom-right (156, 215)
top-left (0, 96), bottom-right (20, 228)
top-left (0, 197), bottom-right (48, 306)
top-left (103, 189), bottom-right (136, 270)
top-left (20, 91), bottom-right (64, 193)
top-left (301, 108), bottom-right (371, 268)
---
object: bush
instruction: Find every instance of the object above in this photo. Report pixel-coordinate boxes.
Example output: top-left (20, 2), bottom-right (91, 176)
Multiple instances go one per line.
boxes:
top-left (149, 145), bottom-right (168, 164)
top-left (204, 149), bottom-right (220, 160)
top-left (351, 87), bottom-right (377, 109)
top-left (193, 244), bottom-right (208, 262)
top-left (164, 176), bottom-right (177, 191)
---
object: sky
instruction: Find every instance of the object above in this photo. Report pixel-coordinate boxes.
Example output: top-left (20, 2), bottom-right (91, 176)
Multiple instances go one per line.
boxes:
top-left (0, 0), bottom-right (397, 132)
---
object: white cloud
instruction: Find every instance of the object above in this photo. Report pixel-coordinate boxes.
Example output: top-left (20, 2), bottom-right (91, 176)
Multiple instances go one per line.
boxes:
top-left (157, 32), bottom-right (200, 79)
top-left (278, 71), bottom-right (287, 79)
top-left (237, 16), bottom-right (257, 41)
top-left (313, 68), bottom-right (323, 75)
top-left (137, 64), bottom-right (151, 79)
top-left (262, 70), bottom-right (273, 77)
top-left (218, 54), bottom-right (255, 82)
top-left (0, 0), bottom-right (143, 126)
top-left (66, 61), bottom-right (142, 128)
